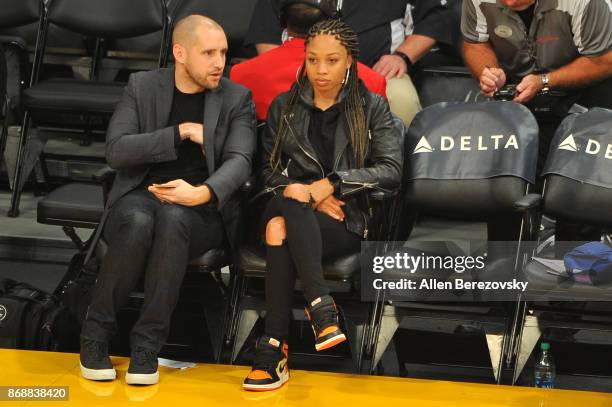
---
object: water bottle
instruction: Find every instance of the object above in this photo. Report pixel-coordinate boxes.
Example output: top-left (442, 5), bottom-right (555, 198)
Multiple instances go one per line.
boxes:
top-left (534, 342), bottom-right (556, 389)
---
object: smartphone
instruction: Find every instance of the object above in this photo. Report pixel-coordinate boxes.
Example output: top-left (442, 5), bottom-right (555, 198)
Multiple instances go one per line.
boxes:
top-left (151, 183), bottom-right (175, 189)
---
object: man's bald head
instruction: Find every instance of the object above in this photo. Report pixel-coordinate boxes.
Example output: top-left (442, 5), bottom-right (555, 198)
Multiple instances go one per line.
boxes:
top-left (172, 14), bottom-right (224, 48)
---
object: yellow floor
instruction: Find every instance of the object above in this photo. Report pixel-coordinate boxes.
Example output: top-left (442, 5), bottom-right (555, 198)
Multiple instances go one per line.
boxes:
top-left (0, 349), bottom-right (611, 406)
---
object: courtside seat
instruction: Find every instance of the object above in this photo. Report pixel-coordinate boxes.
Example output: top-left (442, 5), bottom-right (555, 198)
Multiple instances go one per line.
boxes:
top-left (237, 243), bottom-right (361, 283)
top-left (37, 183), bottom-right (103, 229)
top-left (24, 79), bottom-right (125, 114)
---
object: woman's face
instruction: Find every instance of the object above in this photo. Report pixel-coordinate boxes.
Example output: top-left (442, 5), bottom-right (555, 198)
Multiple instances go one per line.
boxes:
top-left (305, 34), bottom-right (353, 96)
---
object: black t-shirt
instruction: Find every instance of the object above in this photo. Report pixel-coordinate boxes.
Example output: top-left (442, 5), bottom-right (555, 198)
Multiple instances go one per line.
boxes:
top-left (309, 103), bottom-right (341, 175)
top-left (517, 4), bottom-right (536, 30)
top-left (145, 87), bottom-right (209, 186)
top-left (244, 0), bottom-right (462, 67)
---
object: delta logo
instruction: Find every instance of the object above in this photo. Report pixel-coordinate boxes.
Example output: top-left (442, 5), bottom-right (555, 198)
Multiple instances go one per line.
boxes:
top-left (557, 134), bottom-right (612, 160)
top-left (413, 134), bottom-right (519, 154)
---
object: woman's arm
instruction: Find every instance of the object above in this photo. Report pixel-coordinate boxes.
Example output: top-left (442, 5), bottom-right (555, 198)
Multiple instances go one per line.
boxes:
top-left (331, 95), bottom-right (403, 197)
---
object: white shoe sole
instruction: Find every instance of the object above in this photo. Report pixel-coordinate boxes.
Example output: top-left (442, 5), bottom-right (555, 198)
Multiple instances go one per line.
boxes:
top-left (80, 362), bottom-right (117, 381)
top-left (125, 371), bottom-right (159, 385)
top-left (315, 333), bottom-right (346, 351)
top-left (242, 369), bottom-right (289, 391)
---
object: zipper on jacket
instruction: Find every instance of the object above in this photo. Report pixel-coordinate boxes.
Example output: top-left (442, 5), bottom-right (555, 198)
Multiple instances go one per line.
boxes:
top-left (283, 114), bottom-right (325, 178)
top-left (362, 211), bottom-right (369, 239)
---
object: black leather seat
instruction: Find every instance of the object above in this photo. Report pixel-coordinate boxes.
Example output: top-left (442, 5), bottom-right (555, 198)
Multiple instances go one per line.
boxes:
top-left (37, 183), bottom-right (103, 228)
top-left (24, 79), bottom-right (125, 114)
top-left (238, 243), bottom-right (361, 283)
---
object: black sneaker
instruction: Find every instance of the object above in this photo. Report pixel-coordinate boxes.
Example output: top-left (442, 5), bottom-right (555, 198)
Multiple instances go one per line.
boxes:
top-left (125, 347), bottom-right (159, 385)
top-left (80, 338), bottom-right (116, 381)
top-left (243, 335), bottom-right (289, 391)
top-left (304, 295), bottom-right (346, 351)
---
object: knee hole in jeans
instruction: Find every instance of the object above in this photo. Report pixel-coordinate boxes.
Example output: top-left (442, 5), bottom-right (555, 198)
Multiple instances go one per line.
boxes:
top-left (266, 216), bottom-right (286, 246)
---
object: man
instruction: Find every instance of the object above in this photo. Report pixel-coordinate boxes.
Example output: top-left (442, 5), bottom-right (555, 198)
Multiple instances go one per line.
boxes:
top-left (230, 0), bottom-right (386, 122)
top-left (79, 15), bottom-right (256, 385)
top-left (243, 0), bottom-right (463, 125)
top-left (462, 0), bottom-right (612, 106)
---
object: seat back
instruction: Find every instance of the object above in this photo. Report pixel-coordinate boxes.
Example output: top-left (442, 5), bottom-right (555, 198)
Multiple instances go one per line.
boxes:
top-left (413, 66), bottom-right (481, 108)
top-left (542, 108), bottom-right (612, 228)
top-left (404, 101), bottom-right (539, 221)
top-left (0, 0), bottom-right (41, 29)
top-left (48, 0), bottom-right (167, 39)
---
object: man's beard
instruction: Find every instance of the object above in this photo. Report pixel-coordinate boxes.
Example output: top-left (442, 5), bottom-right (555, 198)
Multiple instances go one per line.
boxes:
top-left (186, 66), bottom-right (220, 90)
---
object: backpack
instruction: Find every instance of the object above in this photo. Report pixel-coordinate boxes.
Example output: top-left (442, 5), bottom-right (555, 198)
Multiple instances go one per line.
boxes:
top-left (0, 279), bottom-right (66, 350)
top-left (57, 250), bottom-right (101, 325)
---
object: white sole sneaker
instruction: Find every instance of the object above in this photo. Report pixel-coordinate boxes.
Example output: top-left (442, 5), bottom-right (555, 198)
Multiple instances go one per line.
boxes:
top-left (80, 362), bottom-right (117, 381)
top-left (125, 371), bottom-right (160, 385)
top-left (242, 369), bottom-right (289, 391)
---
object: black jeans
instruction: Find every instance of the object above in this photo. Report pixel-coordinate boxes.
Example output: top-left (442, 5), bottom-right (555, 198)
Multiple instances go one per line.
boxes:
top-left (81, 188), bottom-right (224, 352)
top-left (262, 194), bottom-right (361, 340)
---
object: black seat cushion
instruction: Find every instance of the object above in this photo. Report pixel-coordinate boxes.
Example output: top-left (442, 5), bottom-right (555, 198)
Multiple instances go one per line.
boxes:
top-left (238, 243), bottom-right (360, 283)
top-left (24, 78), bottom-right (125, 113)
top-left (37, 183), bottom-right (104, 228)
top-left (524, 260), bottom-right (612, 300)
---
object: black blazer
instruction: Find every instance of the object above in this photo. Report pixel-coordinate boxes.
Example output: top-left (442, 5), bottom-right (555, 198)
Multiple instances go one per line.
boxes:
top-left (105, 68), bottom-right (257, 249)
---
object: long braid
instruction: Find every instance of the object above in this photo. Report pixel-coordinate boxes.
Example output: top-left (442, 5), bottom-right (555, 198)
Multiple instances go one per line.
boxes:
top-left (270, 19), bottom-right (367, 171)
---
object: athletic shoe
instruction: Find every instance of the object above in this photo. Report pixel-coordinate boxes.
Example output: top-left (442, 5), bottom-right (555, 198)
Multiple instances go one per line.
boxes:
top-left (80, 338), bottom-right (117, 381)
top-left (304, 295), bottom-right (346, 351)
top-left (243, 335), bottom-right (289, 391)
top-left (125, 347), bottom-right (159, 385)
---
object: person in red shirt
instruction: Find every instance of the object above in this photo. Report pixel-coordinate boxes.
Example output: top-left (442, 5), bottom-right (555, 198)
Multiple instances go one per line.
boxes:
top-left (230, 0), bottom-right (386, 122)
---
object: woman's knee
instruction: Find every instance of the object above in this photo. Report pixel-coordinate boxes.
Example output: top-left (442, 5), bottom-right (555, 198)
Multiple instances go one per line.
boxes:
top-left (266, 217), bottom-right (286, 246)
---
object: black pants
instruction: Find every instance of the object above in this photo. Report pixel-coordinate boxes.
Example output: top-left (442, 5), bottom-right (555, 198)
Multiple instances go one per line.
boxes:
top-left (262, 194), bottom-right (361, 340)
top-left (81, 188), bottom-right (224, 352)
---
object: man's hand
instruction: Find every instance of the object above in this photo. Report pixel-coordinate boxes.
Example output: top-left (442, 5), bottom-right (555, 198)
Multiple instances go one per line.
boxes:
top-left (514, 74), bottom-right (544, 104)
top-left (316, 195), bottom-right (345, 221)
top-left (148, 179), bottom-right (211, 206)
top-left (480, 66), bottom-right (507, 97)
top-left (372, 54), bottom-right (408, 79)
top-left (178, 122), bottom-right (204, 145)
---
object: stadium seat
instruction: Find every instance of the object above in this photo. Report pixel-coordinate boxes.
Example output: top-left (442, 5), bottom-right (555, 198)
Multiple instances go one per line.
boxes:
top-left (367, 101), bottom-right (540, 383)
top-left (8, 0), bottom-right (171, 217)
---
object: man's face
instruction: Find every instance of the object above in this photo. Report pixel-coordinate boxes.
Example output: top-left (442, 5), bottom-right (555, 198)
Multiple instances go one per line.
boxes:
top-left (175, 26), bottom-right (227, 90)
top-left (500, 0), bottom-right (536, 11)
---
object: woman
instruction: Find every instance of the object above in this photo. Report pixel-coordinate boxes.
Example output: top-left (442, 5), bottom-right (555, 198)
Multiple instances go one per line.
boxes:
top-left (243, 19), bottom-right (402, 391)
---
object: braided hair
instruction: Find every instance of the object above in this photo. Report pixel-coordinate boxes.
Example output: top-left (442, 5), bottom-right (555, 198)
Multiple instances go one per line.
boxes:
top-left (270, 19), bottom-right (367, 172)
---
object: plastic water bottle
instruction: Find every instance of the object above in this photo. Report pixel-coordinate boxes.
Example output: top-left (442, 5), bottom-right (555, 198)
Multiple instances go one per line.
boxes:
top-left (534, 342), bottom-right (556, 389)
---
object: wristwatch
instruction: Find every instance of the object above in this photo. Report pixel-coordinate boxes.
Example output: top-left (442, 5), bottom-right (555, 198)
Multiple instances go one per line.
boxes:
top-left (392, 50), bottom-right (412, 72)
top-left (541, 73), bottom-right (550, 93)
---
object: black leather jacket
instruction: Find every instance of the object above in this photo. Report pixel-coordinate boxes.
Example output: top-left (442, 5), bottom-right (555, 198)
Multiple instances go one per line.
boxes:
top-left (260, 81), bottom-right (403, 238)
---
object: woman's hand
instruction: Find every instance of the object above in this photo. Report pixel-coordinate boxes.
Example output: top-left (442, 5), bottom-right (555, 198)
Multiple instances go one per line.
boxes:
top-left (307, 178), bottom-right (334, 204)
top-left (316, 195), bottom-right (345, 221)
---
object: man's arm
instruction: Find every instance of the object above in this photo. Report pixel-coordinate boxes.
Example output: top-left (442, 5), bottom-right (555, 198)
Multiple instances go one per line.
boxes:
top-left (463, 41), bottom-right (507, 96)
top-left (549, 52), bottom-right (612, 89)
top-left (106, 74), bottom-right (177, 170)
top-left (203, 89), bottom-right (257, 209)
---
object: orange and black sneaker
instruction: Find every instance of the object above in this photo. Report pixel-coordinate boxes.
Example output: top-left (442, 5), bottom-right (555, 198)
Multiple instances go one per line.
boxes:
top-left (242, 335), bottom-right (289, 391)
top-left (304, 295), bottom-right (347, 351)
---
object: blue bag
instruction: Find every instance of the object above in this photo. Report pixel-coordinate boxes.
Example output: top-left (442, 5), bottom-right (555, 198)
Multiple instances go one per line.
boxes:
top-left (564, 242), bottom-right (612, 286)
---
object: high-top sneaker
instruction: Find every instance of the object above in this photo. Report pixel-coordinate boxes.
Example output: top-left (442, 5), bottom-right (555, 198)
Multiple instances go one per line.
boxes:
top-left (304, 295), bottom-right (346, 351)
top-left (125, 347), bottom-right (159, 385)
top-left (243, 335), bottom-right (289, 391)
